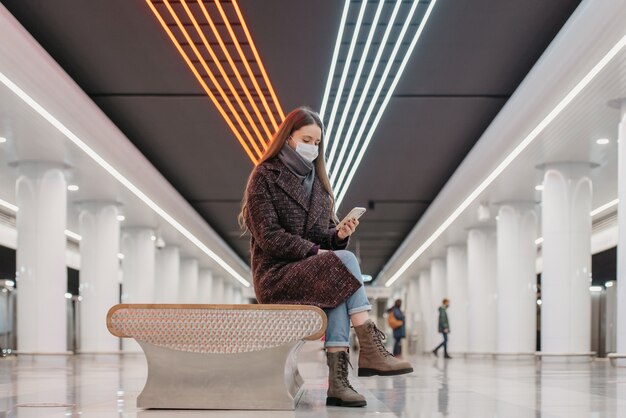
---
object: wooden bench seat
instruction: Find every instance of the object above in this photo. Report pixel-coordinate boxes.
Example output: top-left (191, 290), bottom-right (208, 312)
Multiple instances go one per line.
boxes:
top-left (106, 304), bottom-right (327, 410)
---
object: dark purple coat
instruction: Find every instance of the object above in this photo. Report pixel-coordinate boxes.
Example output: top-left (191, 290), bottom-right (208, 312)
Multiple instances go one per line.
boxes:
top-left (244, 158), bottom-right (362, 309)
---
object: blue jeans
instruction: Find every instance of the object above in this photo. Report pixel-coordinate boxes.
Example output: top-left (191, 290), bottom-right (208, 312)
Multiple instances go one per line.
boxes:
top-left (323, 250), bottom-right (372, 348)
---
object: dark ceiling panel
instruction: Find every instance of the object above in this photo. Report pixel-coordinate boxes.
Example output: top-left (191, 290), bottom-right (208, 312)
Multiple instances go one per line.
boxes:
top-left (1, 0), bottom-right (200, 94)
top-left (395, 0), bottom-right (582, 95)
top-left (93, 96), bottom-right (253, 199)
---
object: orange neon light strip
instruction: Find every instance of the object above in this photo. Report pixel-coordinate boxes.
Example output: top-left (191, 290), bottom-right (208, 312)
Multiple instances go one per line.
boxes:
top-left (161, 0), bottom-right (263, 158)
top-left (196, 0), bottom-right (273, 143)
top-left (213, 0), bottom-right (282, 132)
top-left (176, 0), bottom-right (266, 152)
top-left (230, 0), bottom-right (285, 122)
top-left (145, 0), bottom-right (260, 164)
top-left (145, 0), bottom-right (284, 163)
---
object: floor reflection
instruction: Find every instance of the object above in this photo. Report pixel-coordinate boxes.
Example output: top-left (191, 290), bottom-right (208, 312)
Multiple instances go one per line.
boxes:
top-left (1, 345), bottom-right (626, 417)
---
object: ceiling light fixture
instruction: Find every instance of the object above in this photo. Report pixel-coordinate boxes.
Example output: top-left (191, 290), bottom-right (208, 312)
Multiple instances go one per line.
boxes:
top-left (0, 71), bottom-right (251, 287)
top-left (0, 136), bottom-right (6, 143)
top-left (67, 185), bottom-right (79, 192)
top-left (65, 229), bottom-right (82, 242)
top-left (116, 214), bottom-right (126, 222)
top-left (218, 0), bottom-right (285, 126)
top-left (145, 0), bottom-right (284, 164)
top-left (596, 138), bottom-right (610, 145)
top-left (323, 0), bottom-right (368, 162)
top-left (384, 33), bottom-right (626, 287)
top-left (319, 0), bottom-right (351, 120)
top-left (327, 0), bottom-right (390, 178)
top-left (0, 198), bottom-right (18, 213)
top-left (535, 185), bottom-right (544, 191)
top-left (589, 198), bottom-right (619, 217)
top-left (329, 0), bottom-right (439, 207)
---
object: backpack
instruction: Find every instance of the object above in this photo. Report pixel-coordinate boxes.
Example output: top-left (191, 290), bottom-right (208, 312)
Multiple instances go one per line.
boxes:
top-left (387, 310), bottom-right (403, 330)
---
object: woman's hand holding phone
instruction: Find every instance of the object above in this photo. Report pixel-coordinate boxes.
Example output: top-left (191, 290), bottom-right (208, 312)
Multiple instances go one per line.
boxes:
top-left (337, 218), bottom-right (359, 240)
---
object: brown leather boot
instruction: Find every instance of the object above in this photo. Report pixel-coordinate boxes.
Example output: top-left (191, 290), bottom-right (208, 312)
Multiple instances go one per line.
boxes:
top-left (354, 320), bottom-right (414, 377)
top-left (326, 351), bottom-right (367, 407)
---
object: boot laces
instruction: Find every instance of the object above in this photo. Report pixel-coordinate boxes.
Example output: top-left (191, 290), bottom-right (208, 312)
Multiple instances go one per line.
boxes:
top-left (338, 352), bottom-right (356, 391)
top-left (371, 323), bottom-right (393, 357)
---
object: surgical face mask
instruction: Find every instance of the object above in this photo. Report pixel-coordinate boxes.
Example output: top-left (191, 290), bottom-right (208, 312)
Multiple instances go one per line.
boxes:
top-left (292, 139), bottom-right (319, 162)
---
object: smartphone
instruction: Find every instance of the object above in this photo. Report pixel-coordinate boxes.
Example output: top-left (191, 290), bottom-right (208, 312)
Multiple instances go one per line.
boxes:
top-left (336, 207), bottom-right (366, 230)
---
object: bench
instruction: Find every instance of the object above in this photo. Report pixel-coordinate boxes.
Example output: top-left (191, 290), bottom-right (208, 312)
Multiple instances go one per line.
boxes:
top-left (106, 303), bottom-right (327, 410)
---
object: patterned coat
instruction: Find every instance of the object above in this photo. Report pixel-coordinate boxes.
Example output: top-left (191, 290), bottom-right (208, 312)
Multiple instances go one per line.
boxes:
top-left (244, 157), bottom-right (362, 309)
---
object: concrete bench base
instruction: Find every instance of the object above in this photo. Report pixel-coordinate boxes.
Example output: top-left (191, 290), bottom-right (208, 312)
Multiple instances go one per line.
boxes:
top-left (138, 340), bottom-right (304, 410)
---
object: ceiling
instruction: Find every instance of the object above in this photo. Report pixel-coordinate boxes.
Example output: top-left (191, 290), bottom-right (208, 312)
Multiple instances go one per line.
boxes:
top-left (0, 0), bottom-right (582, 280)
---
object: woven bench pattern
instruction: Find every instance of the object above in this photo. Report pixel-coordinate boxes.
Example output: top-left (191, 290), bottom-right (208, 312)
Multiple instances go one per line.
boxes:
top-left (108, 306), bottom-right (325, 354)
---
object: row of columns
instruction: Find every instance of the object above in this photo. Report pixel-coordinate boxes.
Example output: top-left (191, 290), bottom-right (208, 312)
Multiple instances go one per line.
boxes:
top-left (13, 165), bottom-right (243, 353)
top-left (403, 97), bottom-right (626, 358)
top-left (405, 162), bottom-right (597, 358)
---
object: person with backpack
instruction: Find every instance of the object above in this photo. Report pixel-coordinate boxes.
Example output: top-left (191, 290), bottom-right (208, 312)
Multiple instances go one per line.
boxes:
top-left (387, 299), bottom-right (406, 357)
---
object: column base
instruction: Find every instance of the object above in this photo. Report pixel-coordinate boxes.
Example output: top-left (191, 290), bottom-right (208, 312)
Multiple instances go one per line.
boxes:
top-left (494, 352), bottom-right (535, 361)
top-left (535, 352), bottom-right (595, 363)
top-left (607, 353), bottom-right (626, 367)
top-left (465, 352), bottom-right (494, 360)
top-left (14, 351), bottom-right (74, 355)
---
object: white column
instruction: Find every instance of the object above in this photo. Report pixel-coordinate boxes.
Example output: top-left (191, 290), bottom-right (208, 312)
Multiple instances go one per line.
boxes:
top-left (234, 288), bottom-right (243, 304)
top-left (430, 258), bottom-right (447, 308)
top-left (224, 282), bottom-right (234, 304)
top-left (496, 202), bottom-right (537, 358)
top-left (154, 246), bottom-right (180, 303)
top-left (212, 276), bottom-right (224, 304)
top-left (446, 245), bottom-right (469, 354)
top-left (198, 269), bottom-right (214, 304)
top-left (78, 201), bottom-right (120, 353)
top-left (418, 270), bottom-right (433, 352)
top-left (467, 227), bottom-right (497, 355)
top-left (541, 162), bottom-right (593, 357)
top-left (179, 258), bottom-right (199, 303)
top-left (430, 258), bottom-right (447, 348)
top-left (406, 276), bottom-right (421, 338)
top-left (120, 228), bottom-right (155, 352)
top-left (613, 99), bottom-right (626, 365)
top-left (15, 162), bottom-right (68, 353)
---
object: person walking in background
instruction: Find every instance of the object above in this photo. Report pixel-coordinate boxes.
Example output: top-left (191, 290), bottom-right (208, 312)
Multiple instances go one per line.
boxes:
top-left (387, 299), bottom-right (406, 357)
top-left (432, 298), bottom-right (452, 359)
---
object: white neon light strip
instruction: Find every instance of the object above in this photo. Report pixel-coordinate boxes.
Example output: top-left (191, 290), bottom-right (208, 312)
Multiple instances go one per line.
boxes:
top-left (327, 0), bottom-right (385, 181)
top-left (590, 198), bottom-right (619, 217)
top-left (333, 0), bottom-right (423, 192)
top-left (384, 34), bottom-right (626, 287)
top-left (534, 198), bottom-right (620, 246)
top-left (0, 198), bottom-right (18, 213)
top-left (324, 0), bottom-right (368, 160)
top-left (65, 229), bottom-right (82, 241)
top-left (0, 71), bottom-right (250, 287)
top-left (320, 0), bottom-right (350, 120)
top-left (336, 0), bottom-right (438, 206)
top-left (328, 0), bottom-right (403, 182)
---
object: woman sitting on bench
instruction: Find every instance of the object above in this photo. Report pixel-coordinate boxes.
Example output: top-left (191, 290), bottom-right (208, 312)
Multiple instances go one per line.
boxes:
top-left (239, 107), bottom-right (413, 408)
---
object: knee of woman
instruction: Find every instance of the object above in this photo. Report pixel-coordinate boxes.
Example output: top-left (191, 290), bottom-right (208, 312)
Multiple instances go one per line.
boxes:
top-left (334, 250), bottom-right (357, 264)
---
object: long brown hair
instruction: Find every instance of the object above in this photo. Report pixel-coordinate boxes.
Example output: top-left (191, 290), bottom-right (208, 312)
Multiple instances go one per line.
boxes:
top-left (238, 106), bottom-right (338, 231)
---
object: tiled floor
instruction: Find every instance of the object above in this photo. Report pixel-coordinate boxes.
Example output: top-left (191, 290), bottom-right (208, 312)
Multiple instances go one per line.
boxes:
top-left (1, 342), bottom-right (625, 417)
